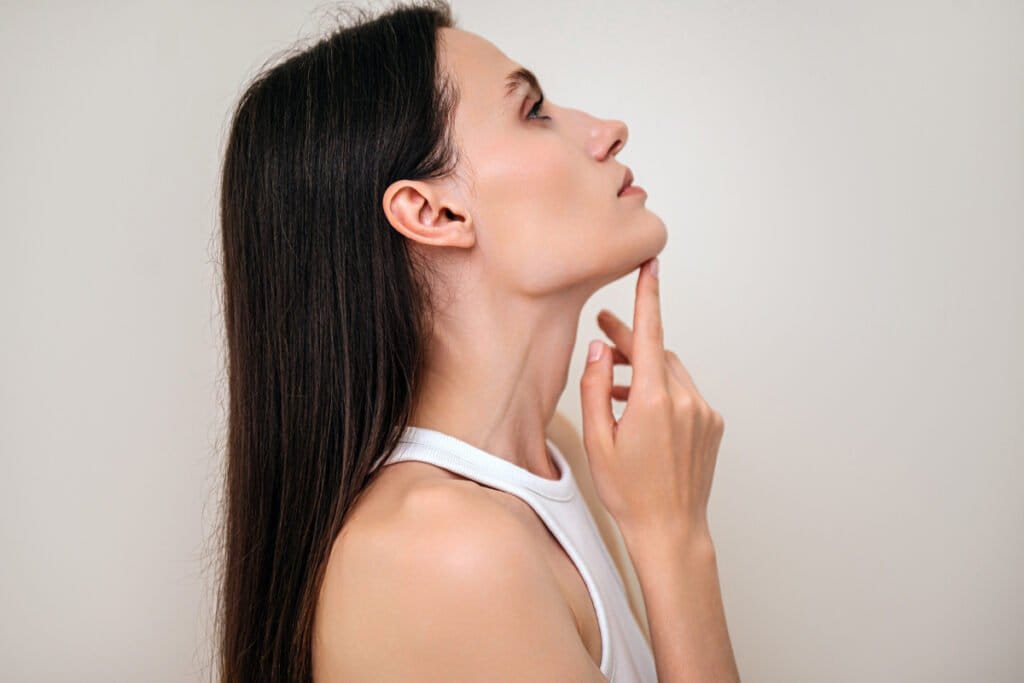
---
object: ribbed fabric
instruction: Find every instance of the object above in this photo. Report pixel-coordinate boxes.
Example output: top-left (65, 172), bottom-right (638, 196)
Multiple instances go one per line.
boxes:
top-left (370, 425), bottom-right (658, 682)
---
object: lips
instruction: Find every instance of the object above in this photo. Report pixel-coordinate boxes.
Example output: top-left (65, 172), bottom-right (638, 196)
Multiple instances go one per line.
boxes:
top-left (618, 167), bottom-right (634, 196)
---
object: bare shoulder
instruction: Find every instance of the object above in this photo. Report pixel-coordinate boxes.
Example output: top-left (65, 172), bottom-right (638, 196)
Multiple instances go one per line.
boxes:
top-left (313, 480), bottom-right (606, 682)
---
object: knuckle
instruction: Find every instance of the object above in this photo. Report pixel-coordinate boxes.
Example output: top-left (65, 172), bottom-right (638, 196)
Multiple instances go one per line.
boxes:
top-left (672, 392), bottom-right (696, 414)
top-left (643, 388), bottom-right (672, 412)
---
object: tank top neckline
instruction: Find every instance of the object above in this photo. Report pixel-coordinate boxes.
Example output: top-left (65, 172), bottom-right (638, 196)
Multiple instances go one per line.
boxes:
top-left (396, 425), bottom-right (577, 501)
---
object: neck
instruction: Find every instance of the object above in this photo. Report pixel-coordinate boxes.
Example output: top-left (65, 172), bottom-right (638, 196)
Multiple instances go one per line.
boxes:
top-left (408, 283), bottom-right (588, 479)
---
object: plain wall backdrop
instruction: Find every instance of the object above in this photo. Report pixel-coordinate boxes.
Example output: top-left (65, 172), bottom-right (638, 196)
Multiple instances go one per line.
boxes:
top-left (2, 0), bottom-right (1021, 680)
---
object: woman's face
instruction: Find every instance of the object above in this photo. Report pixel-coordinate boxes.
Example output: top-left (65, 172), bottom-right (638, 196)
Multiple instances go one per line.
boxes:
top-left (391, 27), bottom-right (668, 297)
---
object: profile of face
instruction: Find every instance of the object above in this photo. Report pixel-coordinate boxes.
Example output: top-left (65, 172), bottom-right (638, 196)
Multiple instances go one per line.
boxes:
top-left (384, 27), bottom-right (668, 300)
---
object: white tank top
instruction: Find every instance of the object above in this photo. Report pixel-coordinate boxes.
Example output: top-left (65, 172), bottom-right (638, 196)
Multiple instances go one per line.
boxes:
top-left (371, 425), bottom-right (659, 682)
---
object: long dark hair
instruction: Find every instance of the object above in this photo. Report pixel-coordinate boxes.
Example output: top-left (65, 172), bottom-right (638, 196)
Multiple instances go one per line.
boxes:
top-left (214, 1), bottom-right (460, 680)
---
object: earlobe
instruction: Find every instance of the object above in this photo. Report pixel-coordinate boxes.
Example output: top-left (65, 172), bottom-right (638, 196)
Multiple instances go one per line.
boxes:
top-left (381, 179), bottom-right (474, 248)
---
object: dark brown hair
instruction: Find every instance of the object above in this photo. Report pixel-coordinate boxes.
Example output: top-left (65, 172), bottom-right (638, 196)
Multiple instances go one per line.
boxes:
top-left (213, 1), bottom-right (460, 680)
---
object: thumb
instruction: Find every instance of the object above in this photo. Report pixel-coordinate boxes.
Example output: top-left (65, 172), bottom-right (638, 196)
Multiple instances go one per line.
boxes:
top-left (579, 340), bottom-right (615, 462)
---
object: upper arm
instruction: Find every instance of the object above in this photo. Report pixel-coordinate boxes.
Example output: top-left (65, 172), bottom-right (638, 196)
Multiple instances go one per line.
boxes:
top-left (316, 486), bottom-right (609, 683)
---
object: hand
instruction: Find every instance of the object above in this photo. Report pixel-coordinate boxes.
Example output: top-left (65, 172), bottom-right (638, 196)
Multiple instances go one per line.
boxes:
top-left (579, 257), bottom-right (725, 539)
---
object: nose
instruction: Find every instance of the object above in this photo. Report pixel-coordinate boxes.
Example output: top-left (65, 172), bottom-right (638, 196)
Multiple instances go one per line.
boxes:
top-left (596, 118), bottom-right (628, 161)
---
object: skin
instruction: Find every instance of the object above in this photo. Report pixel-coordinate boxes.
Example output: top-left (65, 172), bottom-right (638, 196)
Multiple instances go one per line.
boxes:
top-left (381, 27), bottom-right (668, 477)
top-left (313, 27), bottom-right (668, 681)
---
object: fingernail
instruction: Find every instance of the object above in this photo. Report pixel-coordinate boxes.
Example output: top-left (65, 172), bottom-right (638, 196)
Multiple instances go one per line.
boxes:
top-left (649, 257), bottom-right (659, 279)
top-left (587, 340), bottom-right (603, 362)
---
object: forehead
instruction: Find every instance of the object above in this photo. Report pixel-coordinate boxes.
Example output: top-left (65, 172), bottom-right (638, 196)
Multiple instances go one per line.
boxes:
top-left (437, 28), bottom-right (526, 118)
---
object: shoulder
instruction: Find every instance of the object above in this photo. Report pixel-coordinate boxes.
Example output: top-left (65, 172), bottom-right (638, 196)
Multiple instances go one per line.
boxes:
top-left (314, 481), bottom-right (582, 680)
top-left (346, 478), bottom-right (546, 578)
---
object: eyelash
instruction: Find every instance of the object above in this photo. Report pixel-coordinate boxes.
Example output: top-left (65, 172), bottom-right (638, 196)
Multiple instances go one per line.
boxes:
top-left (527, 95), bottom-right (551, 121)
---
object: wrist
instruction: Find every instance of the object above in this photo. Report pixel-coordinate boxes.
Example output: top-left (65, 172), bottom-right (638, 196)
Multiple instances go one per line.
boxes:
top-left (619, 517), bottom-right (716, 560)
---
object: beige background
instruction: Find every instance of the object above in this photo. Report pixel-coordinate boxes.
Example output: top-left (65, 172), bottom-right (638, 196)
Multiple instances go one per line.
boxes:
top-left (2, 0), bottom-right (1021, 681)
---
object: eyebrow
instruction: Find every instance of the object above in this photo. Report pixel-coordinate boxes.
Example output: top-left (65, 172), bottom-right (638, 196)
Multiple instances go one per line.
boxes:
top-left (504, 67), bottom-right (544, 102)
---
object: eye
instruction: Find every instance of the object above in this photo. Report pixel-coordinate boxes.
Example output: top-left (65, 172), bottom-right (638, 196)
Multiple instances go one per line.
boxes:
top-left (526, 94), bottom-right (551, 121)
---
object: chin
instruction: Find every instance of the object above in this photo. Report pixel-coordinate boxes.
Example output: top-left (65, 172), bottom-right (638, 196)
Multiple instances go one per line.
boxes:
top-left (649, 212), bottom-right (669, 251)
top-left (631, 215), bottom-right (669, 267)
top-left (584, 218), bottom-right (669, 289)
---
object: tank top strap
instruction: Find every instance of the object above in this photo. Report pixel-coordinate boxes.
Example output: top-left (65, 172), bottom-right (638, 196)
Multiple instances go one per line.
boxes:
top-left (374, 425), bottom-right (578, 501)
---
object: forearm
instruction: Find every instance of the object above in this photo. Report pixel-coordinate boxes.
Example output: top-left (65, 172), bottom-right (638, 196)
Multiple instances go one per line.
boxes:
top-left (621, 524), bottom-right (741, 683)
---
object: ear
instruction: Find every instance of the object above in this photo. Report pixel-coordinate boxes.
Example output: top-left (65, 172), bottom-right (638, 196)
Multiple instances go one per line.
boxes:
top-left (381, 179), bottom-right (475, 249)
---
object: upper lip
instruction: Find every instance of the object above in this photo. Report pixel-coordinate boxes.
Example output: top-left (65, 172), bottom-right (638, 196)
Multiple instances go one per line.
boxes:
top-left (618, 167), bottom-right (634, 195)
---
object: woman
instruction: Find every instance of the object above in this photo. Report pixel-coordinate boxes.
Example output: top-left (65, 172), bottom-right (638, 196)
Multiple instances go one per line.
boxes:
top-left (216, 1), bottom-right (739, 681)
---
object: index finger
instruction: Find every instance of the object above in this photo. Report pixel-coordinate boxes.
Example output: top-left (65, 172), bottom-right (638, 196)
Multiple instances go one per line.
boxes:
top-left (631, 257), bottom-right (668, 393)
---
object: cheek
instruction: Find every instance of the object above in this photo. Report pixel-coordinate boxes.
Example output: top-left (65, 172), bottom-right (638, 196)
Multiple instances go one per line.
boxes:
top-left (471, 144), bottom-right (625, 291)
top-left (523, 160), bottom-right (617, 259)
top-left (479, 174), bottom-right (612, 290)
top-left (479, 155), bottom-right (584, 251)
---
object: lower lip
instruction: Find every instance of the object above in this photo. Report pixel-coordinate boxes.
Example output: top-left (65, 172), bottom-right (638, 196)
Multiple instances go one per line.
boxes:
top-left (618, 185), bottom-right (647, 197)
